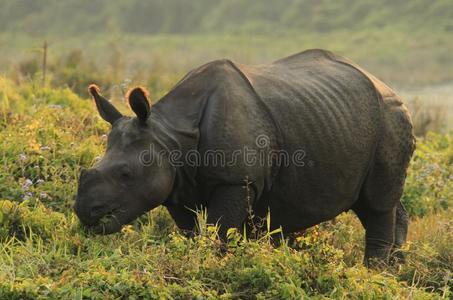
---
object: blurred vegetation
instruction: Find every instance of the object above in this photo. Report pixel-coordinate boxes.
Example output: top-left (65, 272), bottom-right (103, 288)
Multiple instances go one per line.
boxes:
top-left (401, 132), bottom-right (453, 216)
top-left (2, 1), bottom-right (452, 132)
top-left (0, 77), bottom-right (452, 298)
top-left (1, 0), bottom-right (453, 87)
top-left (1, 0), bottom-right (453, 35)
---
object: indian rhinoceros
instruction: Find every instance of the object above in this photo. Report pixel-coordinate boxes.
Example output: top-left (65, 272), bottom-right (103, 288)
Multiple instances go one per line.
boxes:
top-left (74, 49), bottom-right (415, 265)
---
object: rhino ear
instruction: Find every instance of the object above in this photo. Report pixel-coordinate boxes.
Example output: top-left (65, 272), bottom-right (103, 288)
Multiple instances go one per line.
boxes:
top-left (127, 87), bottom-right (151, 124)
top-left (88, 84), bottom-right (123, 125)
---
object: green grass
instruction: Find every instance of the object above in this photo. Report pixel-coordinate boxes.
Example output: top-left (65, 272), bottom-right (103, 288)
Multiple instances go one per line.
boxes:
top-left (4, 30), bottom-right (453, 85)
top-left (3, 0), bottom-right (453, 89)
top-left (0, 77), bottom-right (452, 298)
top-left (0, 200), bottom-right (451, 299)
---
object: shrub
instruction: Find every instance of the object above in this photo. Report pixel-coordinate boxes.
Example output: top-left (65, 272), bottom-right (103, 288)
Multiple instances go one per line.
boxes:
top-left (0, 200), bottom-right (65, 241)
top-left (402, 132), bottom-right (453, 217)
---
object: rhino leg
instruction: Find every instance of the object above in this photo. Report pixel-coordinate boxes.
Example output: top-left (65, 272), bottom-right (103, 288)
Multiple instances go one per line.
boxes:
top-left (391, 201), bottom-right (408, 263)
top-left (206, 185), bottom-right (253, 241)
top-left (352, 199), bottom-right (395, 266)
top-left (354, 198), bottom-right (410, 267)
top-left (360, 202), bottom-right (408, 266)
top-left (166, 205), bottom-right (197, 234)
top-left (351, 199), bottom-right (368, 229)
top-left (364, 208), bottom-right (396, 267)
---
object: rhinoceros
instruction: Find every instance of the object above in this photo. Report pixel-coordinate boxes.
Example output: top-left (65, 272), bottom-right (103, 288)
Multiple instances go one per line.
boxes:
top-left (74, 49), bottom-right (415, 264)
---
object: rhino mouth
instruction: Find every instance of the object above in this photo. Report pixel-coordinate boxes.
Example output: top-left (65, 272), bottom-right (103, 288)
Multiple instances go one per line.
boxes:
top-left (89, 214), bottom-right (123, 234)
top-left (86, 208), bottom-right (125, 235)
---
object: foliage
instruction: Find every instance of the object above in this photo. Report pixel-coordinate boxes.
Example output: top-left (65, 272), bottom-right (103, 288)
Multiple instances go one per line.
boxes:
top-left (0, 200), bottom-right (450, 299)
top-left (0, 76), bottom-right (108, 212)
top-left (0, 78), bottom-right (452, 298)
top-left (402, 133), bottom-right (453, 217)
top-left (2, 1), bottom-right (453, 90)
top-left (1, 0), bottom-right (453, 35)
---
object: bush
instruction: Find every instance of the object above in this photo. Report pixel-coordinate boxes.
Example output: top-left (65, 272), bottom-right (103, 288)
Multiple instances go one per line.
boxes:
top-left (0, 200), bottom-right (65, 241)
top-left (0, 77), bottom-right (108, 211)
top-left (402, 132), bottom-right (453, 217)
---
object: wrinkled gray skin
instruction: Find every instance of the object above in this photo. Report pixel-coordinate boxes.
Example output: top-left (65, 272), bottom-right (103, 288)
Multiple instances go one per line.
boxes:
top-left (74, 49), bottom-right (415, 265)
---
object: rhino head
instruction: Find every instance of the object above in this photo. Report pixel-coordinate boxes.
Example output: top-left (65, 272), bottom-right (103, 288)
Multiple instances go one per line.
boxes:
top-left (74, 85), bottom-right (174, 234)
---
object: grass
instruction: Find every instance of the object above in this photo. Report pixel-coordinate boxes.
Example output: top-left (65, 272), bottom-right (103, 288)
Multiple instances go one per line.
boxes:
top-left (3, 30), bottom-right (453, 87)
top-left (0, 75), bottom-right (452, 298)
top-left (0, 202), bottom-right (451, 298)
top-left (4, 31), bottom-right (452, 133)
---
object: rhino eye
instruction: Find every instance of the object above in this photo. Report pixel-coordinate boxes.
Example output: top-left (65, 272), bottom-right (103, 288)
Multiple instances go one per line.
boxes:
top-left (120, 169), bottom-right (132, 179)
top-left (117, 164), bottom-right (132, 180)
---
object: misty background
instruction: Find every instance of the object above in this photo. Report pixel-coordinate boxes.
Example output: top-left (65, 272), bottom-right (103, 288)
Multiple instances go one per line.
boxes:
top-left (1, 0), bottom-right (452, 133)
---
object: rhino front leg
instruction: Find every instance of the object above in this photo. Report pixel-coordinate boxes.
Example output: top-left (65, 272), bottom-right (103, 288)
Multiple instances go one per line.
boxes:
top-left (166, 205), bottom-right (197, 234)
top-left (206, 185), bottom-right (254, 241)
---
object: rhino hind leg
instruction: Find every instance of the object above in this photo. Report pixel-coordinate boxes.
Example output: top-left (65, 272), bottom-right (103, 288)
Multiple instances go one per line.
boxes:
top-left (354, 159), bottom-right (411, 267)
top-left (352, 198), bottom-right (396, 267)
top-left (353, 199), bottom-right (409, 266)
top-left (354, 140), bottom-right (413, 266)
top-left (356, 99), bottom-right (414, 267)
top-left (391, 201), bottom-right (408, 263)
top-left (364, 208), bottom-right (397, 267)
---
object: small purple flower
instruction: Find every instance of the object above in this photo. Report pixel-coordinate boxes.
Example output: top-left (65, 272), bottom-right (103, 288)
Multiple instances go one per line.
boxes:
top-left (39, 192), bottom-right (49, 199)
top-left (23, 192), bottom-right (33, 200)
top-left (19, 154), bottom-right (27, 162)
top-left (36, 179), bottom-right (45, 184)
top-left (22, 179), bottom-right (33, 190)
